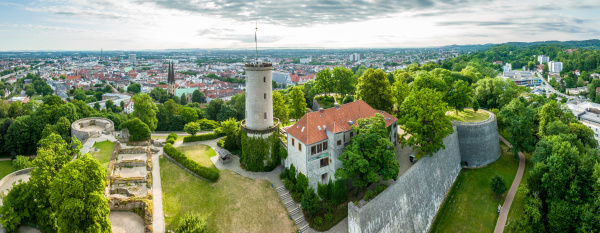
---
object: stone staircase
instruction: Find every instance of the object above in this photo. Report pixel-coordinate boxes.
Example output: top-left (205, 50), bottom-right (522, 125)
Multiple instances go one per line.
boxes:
top-left (276, 186), bottom-right (310, 233)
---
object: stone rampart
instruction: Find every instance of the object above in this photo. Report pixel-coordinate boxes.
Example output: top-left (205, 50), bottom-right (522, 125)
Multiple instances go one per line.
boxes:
top-left (0, 168), bottom-right (33, 190)
top-left (452, 109), bottom-right (501, 168)
top-left (71, 117), bottom-right (115, 142)
top-left (348, 128), bottom-right (461, 233)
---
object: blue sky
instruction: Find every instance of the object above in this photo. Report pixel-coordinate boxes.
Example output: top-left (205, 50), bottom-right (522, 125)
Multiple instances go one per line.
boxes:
top-left (0, 0), bottom-right (599, 51)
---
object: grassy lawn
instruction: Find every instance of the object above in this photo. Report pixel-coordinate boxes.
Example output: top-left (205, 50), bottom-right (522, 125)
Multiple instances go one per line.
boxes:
top-left (176, 144), bottom-right (218, 173)
top-left (0, 160), bottom-right (12, 179)
top-left (160, 156), bottom-right (297, 233)
top-left (90, 141), bottom-right (115, 170)
top-left (430, 141), bottom-right (519, 233)
top-left (151, 135), bottom-right (184, 143)
top-left (505, 151), bottom-right (534, 232)
top-left (448, 109), bottom-right (490, 122)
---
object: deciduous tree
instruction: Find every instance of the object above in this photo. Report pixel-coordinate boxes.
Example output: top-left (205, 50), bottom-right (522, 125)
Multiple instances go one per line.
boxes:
top-left (289, 86), bottom-right (307, 120)
top-left (273, 92), bottom-right (289, 123)
top-left (132, 93), bottom-right (158, 131)
top-left (398, 88), bottom-right (453, 156)
top-left (356, 68), bottom-right (393, 112)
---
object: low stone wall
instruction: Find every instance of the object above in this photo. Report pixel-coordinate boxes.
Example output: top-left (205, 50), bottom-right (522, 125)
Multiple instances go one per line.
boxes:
top-left (71, 117), bottom-right (115, 142)
top-left (348, 128), bottom-right (461, 233)
top-left (453, 109), bottom-right (501, 168)
top-left (120, 148), bottom-right (147, 154)
top-left (127, 140), bottom-right (151, 146)
top-left (0, 168), bottom-right (33, 190)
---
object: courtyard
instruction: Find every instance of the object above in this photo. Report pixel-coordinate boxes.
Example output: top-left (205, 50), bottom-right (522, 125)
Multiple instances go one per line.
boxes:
top-left (160, 142), bottom-right (297, 233)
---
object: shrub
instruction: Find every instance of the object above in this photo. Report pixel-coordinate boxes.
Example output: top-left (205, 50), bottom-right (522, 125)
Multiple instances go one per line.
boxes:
top-left (490, 174), bottom-right (507, 196)
top-left (296, 172), bottom-right (308, 195)
top-left (280, 168), bottom-right (289, 180)
top-left (12, 155), bottom-right (31, 171)
top-left (342, 95), bottom-right (354, 104)
top-left (184, 122), bottom-right (202, 136)
top-left (183, 133), bottom-right (226, 143)
top-left (324, 213), bottom-right (333, 222)
top-left (472, 98), bottom-right (480, 112)
top-left (292, 192), bottom-right (302, 203)
top-left (364, 190), bottom-right (374, 201)
top-left (288, 164), bottom-right (296, 182)
top-left (314, 217), bottom-right (323, 226)
top-left (175, 213), bottom-right (208, 233)
top-left (317, 181), bottom-right (331, 201)
top-left (279, 146), bottom-right (288, 159)
top-left (167, 133), bottom-right (178, 141)
top-left (163, 143), bottom-right (219, 182)
top-left (331, 179), bottom-right (348, 205)
top-left (166, 138), bottom-right (175, 145)
top-left (217, 138), bottom-right (225, 148)
top-left (301, 187), bottom-right (319, 217)
top-left (197, 119), bottom-right (219, 130)
top-left (120, 118), bottom-right (151, 141)
top-left (284, 179), bottom-right (295, 192)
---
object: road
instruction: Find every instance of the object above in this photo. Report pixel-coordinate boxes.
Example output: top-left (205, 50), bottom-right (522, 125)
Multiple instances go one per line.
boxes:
top-left (535, 72), bottom-right (579, 100)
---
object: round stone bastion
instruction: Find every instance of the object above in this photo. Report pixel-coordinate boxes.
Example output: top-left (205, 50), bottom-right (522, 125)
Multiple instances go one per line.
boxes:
top-left (450, 109), bottom-right (501, 168)
top-left (71, 117), bottom-right (115, 142)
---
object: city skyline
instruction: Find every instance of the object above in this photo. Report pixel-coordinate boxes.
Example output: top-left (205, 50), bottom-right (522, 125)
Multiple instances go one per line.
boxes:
top-left (0, 0), bottom-right (599, 51)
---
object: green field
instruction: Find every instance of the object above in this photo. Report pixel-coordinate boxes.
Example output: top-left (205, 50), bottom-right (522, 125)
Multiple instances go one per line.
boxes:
top-left (160, 156), bottom-right (297, 233)
top-left (430, 142), bottom-right (519, 233)
top-left (448, 109), bottom-right (490, 122)
top-left (176, 144), bottom-right (218, 173)
top-left (90, 141), bottom-right (115, 170)
top-left (0, 160), bottom-right (12, 179)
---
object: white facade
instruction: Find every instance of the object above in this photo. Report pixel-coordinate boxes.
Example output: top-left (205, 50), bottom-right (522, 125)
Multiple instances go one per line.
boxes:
top-left (537, 55), bottom-right (549, 64)
top-left (300, 57), bottom-right (312, 64)
top-left (244, 64), bottom-right (273, 130)
top-left (549, 61), bottom-right (563, 73)
top-left (503, 63), bottom-right (512, 72)
top-left (350, 53), bottom-right (361, 62)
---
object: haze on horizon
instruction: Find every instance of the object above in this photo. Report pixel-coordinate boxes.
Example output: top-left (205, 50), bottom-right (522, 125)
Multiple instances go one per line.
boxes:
top-left (0, 0), bottom-right (599, 51)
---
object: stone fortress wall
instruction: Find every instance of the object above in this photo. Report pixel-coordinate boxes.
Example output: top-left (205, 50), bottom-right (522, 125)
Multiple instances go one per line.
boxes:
top-left (348, 111), bottom-right (501, 233)
top-left (348, 129), bottom-right (461, 233)
top-left (453, 109), bottom-right (501, 168)
top-left (71, 117), bottom-right (115, 142)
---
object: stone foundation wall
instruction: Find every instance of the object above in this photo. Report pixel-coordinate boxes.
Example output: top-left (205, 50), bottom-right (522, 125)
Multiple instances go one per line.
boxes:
top-left (71, 117), bottom-right (115, 142)
top-left (348, 128), bottom-right (461, 233)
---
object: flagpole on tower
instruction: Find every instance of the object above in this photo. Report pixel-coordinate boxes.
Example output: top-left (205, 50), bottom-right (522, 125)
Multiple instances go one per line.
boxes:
top-left (255, 22), bottom-right (258, 64)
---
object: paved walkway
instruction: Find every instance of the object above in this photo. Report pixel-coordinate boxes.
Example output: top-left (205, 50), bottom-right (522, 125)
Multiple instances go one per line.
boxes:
top-left (494, 135), bottom-right (526, 233)
top-left (152, 146), bottom-right (165, 233)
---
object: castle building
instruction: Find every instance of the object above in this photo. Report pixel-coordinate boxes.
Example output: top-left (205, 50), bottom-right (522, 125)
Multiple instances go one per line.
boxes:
top-left (167, 62), bottom-right (176, 96)
top-left (285, 100), bottom-right (398, 189)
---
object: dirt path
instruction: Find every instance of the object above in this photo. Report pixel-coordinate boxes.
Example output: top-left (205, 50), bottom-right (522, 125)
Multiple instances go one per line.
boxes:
top-left (494, 135), bottom-right (526, 233)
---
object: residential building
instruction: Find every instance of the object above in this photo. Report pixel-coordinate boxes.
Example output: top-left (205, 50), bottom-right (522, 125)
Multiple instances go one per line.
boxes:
top-left (549, 61), bottom-right (563, 73)
top-left (566, 87), bottom-right (586, 95)
top-left (503, 70), bottom-right (541, 87)
top-left (124, 99), bottom-right (135, 114)
top-left (272, 71), bottom-right (294, 86)
top-left (284, 100), bottom-right (398, 189)
top-left (537, 55), bottom-right (550, 64)
top-left (503, 63), bottom-right (511, 72)
top-left (300, 57), bottom-right (312, 64)
top-left (350, 53), bottom-right (361, 62)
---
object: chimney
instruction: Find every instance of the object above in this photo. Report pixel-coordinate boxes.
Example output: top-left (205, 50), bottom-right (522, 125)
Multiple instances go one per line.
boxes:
top-left (334, 102), bottom-right (339, 109)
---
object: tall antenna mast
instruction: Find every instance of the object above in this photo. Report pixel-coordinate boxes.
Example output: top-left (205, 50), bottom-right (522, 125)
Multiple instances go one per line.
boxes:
top-left (255, 22), bottom-right (258, 64)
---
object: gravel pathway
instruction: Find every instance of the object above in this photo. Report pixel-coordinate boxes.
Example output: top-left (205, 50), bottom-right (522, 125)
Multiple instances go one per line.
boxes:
top-left (152, 146), bottom-right (166, 233)
top-left (494, 135), bottom-right (526, 233)
top-left (109, 211), bottom-right (145, 233)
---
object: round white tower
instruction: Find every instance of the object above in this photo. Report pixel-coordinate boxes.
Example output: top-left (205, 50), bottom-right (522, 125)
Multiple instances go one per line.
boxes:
top-left (244, 62), bottom-right (274, 131)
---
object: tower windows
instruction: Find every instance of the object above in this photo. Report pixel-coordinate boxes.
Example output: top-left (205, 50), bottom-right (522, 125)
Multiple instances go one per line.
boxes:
top-left (264, 77), bottom-right (266, 82)
top-left (264, 93), bottom-right (266, 99)
top-left (264, 112), bottom-right (267, 119)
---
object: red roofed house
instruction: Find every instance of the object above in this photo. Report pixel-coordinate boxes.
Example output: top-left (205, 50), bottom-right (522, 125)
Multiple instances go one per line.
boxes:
top-left (284, 100), bottom-right (398, 188)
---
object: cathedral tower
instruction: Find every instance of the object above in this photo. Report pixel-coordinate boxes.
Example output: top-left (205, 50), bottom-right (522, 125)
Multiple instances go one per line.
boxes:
top-left (167, 62), bottom-right (176, 96)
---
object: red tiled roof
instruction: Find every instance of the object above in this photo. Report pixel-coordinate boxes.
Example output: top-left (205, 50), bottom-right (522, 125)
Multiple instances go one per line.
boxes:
top-left (286, 100), bottom-right (397, 145)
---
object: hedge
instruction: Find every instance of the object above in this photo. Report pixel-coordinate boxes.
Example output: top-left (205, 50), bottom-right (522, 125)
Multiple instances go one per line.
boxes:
top-left (167, 133), bottom-right (178, 141)
top-left (163, 143), bottom-right (219, 182)
top-left (183, 133), bottom-right (225, 143)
